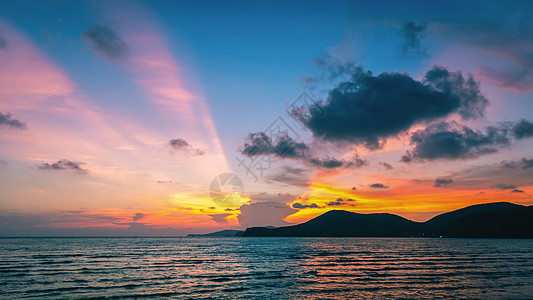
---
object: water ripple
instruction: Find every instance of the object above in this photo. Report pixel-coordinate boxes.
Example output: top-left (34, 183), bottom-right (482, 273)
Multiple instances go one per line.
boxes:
top-left (0, 237), bottom-right (532, 299)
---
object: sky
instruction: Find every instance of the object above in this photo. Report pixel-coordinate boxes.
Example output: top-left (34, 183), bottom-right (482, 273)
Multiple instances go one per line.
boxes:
top-left (1, 0), bottom-right (533, 236)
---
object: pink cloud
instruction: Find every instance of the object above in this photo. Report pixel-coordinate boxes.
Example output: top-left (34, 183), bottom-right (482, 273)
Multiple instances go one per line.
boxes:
top-left (0, 20), bottom-right (74, 111)
top-left (0, 12), bottom-right (229, 223)
top-left (0, 20), bottom-right (181, 211)
top-left (101, 4), bottom-right (229, 172)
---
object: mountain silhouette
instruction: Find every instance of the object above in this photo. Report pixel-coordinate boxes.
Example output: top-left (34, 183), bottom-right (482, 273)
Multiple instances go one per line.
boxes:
top-left (441, 206), bottom-right (533, 238)
top-left (243, 202), bottom-right (533, 238)
top-left (244, 210), bottom-right (421, 237)
top-left (422, 202), bottom-right (524, 236)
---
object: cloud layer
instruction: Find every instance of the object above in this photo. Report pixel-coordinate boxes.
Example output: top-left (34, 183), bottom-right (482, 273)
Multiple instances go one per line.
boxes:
top-left (512, 119), bottom-right (533, 139)
top-left (83, 24), bottom-right (129, 60)
top-left (434, 177), bottom-right (453, 187)
top-left (494, 183), bottom-right (517, 190)
top-left (0, 112), bottom-right (26, 129)
top-left (379, 162), bottom-right (394, 170)
top-left (402, 119), bottom-right (533, 163)
top-left (369, 183), bottom-right (388, 189)
top-left (292, 202), bottom-right (319, 209)
top-left (240, 132), bottom-right (367, 169)
top-left (522, 158), bottom-right (533, 169)
top-left (291, 66), bottom-right (488, 149)
top-left (38, 159), bottom-right (88, 174)
top-left (327, 197), bottom-right (356, 207)
top-left (169, 138), bottom-right (205, 156)
top-left (241, 132), bottom-right (307, 158)
top-left (402, 121), bottom-right (510, 162)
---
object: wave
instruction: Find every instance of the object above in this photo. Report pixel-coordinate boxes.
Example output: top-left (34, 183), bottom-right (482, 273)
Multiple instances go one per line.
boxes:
top-left (1, 237), bottom-right (531, 299)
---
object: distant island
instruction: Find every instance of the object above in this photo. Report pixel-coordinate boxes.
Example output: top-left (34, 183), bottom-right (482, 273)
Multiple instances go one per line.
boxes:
top-left (187, 229), bottom-right (244, 237)
top-left (187, 226), bottom-right (277, 237)
top-left (244, 202), bottom-right (533, 238)
top-left (190, 202), bottom-right (533, 238)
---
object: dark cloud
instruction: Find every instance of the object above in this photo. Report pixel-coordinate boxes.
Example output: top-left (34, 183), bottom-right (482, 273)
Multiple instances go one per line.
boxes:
top-left (241, 132), bottom-right (308, 158)
top-left (83, 24), bottom-right (128, 60)
top-left (498, 157), bottom-right (533, 170)
top-left (347, 155), bottom-right (369, 168)
top-left (309, 155), bottom-right (367, 169)
top-left (0, 112), bottom-right (27, 129)
top-left (500, 160), bottom-right (517, 169)
top-left (132, 213), bottom-right (145, 222)
top-left (351, 187), bottom-right (357, 191)
top-left (240, 132), bottom-right (367, 169)
top-left (424, 67), bottom-right (488, 120)
top-left (38, 159), bottom-right (88, 174)
top-left (401, 121), bottom-right (510, 162)
top-left (169, 138), bottom-right (205, 156)
top-left (0, 35), bottom-right (7, 49)
top-left (434, 177), bottom-right (453, 187)
top-left (308, 157), bottom-right (343, 168)
top-left (379, 162), bottom-right (394, 170)
top-left (512, 189), bottom-right (525, 193)
top-left (522, 158), bottom-right (533, 169)
top-left (400, 22), bottom-right (427, 57)
top-left (327, 201), bottom-right (343, 206)
top-left (327, 197), bottom-right (356, 207)
top-left (170, 138), bottom-right (189, 149)
top-left (305, 154), bottom-right (368, 169)
top-left (369, 183), bottom-right (388, 189)
top-left (494, 183), bottom-right (517, 190)
top-left (291, 66), bottom-right (488, 149)
top-left (512, 119), bottom-right (533, 139)
top-left (292, 202), bottom-right (319, 209)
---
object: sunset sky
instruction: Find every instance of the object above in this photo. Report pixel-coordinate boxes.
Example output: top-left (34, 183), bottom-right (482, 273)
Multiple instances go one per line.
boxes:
top-left (1, 0), bottom-right (533, 236)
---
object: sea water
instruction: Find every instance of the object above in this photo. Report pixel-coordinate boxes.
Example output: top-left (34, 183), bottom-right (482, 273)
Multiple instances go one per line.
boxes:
top-left (1, 237), bottom-right (532, 299)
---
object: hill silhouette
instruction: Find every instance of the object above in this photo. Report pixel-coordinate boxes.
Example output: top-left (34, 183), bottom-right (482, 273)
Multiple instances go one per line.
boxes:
top-left (244, 210), bottom-right (421, 237)
top-left (243, 202), bottom-right (533, 238)
top-left (422, 202), bottom-right (523, 236)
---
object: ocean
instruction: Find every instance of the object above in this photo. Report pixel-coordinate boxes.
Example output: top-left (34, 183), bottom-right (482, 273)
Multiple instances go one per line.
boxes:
top-left (1, 237), bottom-right (532, 299)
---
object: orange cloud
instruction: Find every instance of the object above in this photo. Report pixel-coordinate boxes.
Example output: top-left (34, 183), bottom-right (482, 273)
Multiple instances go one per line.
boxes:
top-left (0, 19), bottom-right (228, 220)
top-left (287, 169), bottom-right (533, 223)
